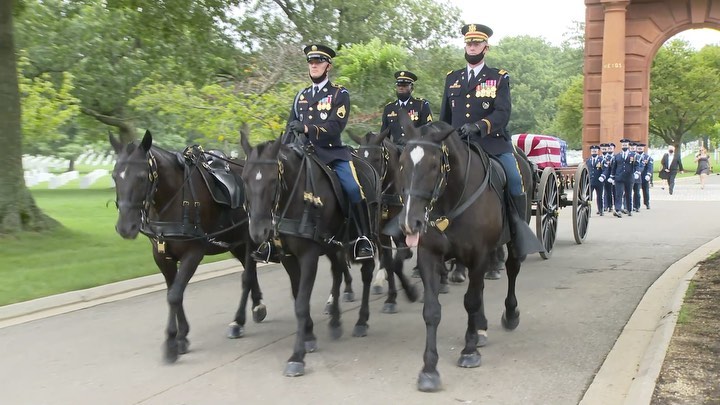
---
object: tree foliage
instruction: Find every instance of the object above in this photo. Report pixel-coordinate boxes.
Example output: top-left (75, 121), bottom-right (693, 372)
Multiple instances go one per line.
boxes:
top-left (649, 40), bottom-right (720, 150)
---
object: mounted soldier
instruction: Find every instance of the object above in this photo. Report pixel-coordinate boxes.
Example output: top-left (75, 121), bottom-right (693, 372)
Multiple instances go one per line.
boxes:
top-left (381, 70), bottom-right (433, 149)
top-left (252, 44), bottom-right (375, 263)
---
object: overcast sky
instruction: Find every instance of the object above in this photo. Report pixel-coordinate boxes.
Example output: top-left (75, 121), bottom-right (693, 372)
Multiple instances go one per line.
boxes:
top-left (447, 0), bottom-right (720, 48)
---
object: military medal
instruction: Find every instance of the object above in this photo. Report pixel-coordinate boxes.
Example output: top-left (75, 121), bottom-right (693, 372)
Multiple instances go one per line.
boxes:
top-left (482, 101), bottom-right (490, 110)
top-left (409, 109), bottom-right (418, 121)
top-left (476, 84), bottom-right (482, 98)
top-left (320, 112), bottom-right (328, 120)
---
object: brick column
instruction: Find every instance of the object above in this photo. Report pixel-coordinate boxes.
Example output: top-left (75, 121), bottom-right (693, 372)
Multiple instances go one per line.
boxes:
top-left (599, 0), bottom-right (629, 146)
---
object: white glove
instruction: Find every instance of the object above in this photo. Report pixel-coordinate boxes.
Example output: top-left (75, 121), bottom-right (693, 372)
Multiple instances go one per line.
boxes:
top-left (634, 173), bottom-right (640, 180)
top-left (598, 176), bottom-right (605, 183)
top-left (608, 178), bottom-right (615, 185)
top-left (645, 175), bottom-right (650, 182)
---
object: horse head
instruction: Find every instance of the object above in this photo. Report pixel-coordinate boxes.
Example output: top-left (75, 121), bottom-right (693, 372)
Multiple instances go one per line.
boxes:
top-left (397, 112), bottom-right (455, 247)
top-left (350, 129), bottom-right (392, 181)
top-left (110, 130), bottom-right (155, 239)
top-left (240, 127), bottom-right (283, 244)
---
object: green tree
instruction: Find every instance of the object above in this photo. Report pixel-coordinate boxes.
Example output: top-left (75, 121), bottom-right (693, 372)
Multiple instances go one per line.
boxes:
top-left (649, 40), bottom-right (720, 151)
top-left (0, 0), bottom-right (59, 234)
top-left (233, 0), bottom-right (460, 51)
top-left (549, 74), bottom-right (584, 148)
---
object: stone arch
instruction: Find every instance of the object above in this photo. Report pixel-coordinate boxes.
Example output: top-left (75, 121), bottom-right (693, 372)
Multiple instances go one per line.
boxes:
top-left (583, 0), bottom-right (720, 153)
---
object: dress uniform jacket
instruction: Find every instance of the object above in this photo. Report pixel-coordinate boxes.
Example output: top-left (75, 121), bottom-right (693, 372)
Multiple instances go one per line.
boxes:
top-left (632, 152), bottom-right (646, 184)
top-left (381, 97), bottom-right (432, 144)
top-left (610, 151), bottom-right (638, 183)
top-left (439, 64), bottom-right (512, 155)
top-left (586, 155), bottom-right (605, 187)
top-left (288, 81), bottom-right (351, 165)
top-left (640, 153), bottom-right (653, 182)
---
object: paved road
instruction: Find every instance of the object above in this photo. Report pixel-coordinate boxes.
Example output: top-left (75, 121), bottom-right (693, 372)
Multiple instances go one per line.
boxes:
top-left (1, 175), bottom-right (719, 405)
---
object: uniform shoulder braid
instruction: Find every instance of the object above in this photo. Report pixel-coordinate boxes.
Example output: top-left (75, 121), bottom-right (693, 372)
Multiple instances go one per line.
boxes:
top-left (331, 82), bottom-right (349, 93)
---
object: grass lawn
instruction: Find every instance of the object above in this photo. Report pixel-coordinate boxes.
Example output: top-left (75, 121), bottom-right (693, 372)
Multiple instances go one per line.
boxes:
top-left (1, 179), bottom-right (231, 306)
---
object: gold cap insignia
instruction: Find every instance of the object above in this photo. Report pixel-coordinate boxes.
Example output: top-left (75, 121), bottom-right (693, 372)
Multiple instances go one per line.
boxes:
top-left (469, 24), bottom-right (477, 32)
top-left (312, 45), bottom-right (318, 51)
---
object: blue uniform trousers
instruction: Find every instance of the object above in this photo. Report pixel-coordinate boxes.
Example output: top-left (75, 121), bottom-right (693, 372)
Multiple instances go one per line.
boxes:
top-left (496, 152), bottom-right (523, 196)
top-left (641, 180), bottom-right (651, 208)
top-left (332, 160), bottom-right (363, 203)
top-left (614, 180), bottom-right (633, 212)
top-left (604, 182), bottom-right (614, 211)
top-left (591, 183), bottom-right (604, 213)
top-left (632, 183), bottom-right (642, 210)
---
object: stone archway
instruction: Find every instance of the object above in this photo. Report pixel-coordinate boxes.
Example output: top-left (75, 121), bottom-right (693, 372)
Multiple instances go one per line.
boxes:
top-left (583, 0), bottom-right (720, 153)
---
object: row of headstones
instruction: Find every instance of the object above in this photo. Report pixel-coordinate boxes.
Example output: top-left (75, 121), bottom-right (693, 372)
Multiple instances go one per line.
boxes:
top-left (24, 169), bottom-right (113, 189)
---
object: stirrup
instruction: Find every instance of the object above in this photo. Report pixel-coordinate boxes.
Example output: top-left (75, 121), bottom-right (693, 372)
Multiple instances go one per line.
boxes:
top-left (353, 236), bottom-right (375, 260)
top-left (251, 242), bottom-right (279, 264)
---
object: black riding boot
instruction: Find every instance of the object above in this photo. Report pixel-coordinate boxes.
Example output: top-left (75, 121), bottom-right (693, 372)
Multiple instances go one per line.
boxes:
top-left (351, 201), bottom-right (375, 261)
top-left (251, 239), bottom-right (281, 263)
top-left (508, 192), bottom-right (543, 260)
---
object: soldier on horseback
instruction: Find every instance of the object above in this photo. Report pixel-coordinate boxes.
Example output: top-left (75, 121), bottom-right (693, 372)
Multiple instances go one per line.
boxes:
top-left (252, 44), bottom-right (375, 263)
top-left (381, 70), bottom-right (433, 149)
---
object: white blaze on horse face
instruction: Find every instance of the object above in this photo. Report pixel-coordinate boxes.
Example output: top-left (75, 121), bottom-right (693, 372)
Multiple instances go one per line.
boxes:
top-left (255, 170), bottom-right (262, 181)
top-left (364, 150), bottom-right (369, 158)
top-left (119, 169), bottom-right (127, 180)
top-left (404, 146), bottom-right (426, 231)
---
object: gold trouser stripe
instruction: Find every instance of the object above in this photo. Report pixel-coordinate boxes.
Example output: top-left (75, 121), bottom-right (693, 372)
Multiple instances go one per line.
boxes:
top-left (348, 161), bottom-right (366, 199)
top-left (512, 155), bottom-right (525, 193)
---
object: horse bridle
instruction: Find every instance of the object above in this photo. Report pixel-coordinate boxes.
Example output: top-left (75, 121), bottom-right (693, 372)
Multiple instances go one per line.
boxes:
top-left (402, 140), bottom-right (451, 232)
top-left (115, 151), bottom-right (160, 223)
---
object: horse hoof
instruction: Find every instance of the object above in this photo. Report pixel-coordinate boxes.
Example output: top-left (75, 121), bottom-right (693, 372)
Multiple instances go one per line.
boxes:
top-left (501, 310), bottom-right (520, 330)
top-left (484, 269), bottom-right (501, 280)
top-left (305, 340), bottom-right (318, 353)
top-left (382, 302), bottom-right (398, 314)
top-left (449, 271), bottom-right (465, 283)
top-left (352, 324), bottom-right (369, 337)
top-left (343, 291), bottom-right (355, 302)
top-left (329, 324), bottom-right (343, 340)
top-left (253, 304), bottom-right (267, 323)
top-left (477, 330), bottom-right (488, 347)
top-left (406, 284), bottom-right (419, 303)
top-left (439, 283), bottom-right (450, 294)
top-left (411, 268), bottom-right (421, 278)
top-left (417, 371), bottom-right (442, 392)
top-left (164, 343), bottom-right (179, 364)
top-left (284, 361), bottom-right (305, 377)
top-left (177, 338), bottom-right (190, 355)
top-left (227, 322), bottom-right (245, 339)
top-left (323, 302), bottom-right (333, 315)
top-left (372, 285), bottom-right (385, 295)
top-left (457, 352), bottom-right (482, 368)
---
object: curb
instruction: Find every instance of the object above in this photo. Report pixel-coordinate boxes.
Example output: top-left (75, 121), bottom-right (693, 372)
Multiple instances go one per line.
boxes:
top-left (0, 259), bottom-right (251, 330)
top-left (579, 235), bottom-right (720, 405)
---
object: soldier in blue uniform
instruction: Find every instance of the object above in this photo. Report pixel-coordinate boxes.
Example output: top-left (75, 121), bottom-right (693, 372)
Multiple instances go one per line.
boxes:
top-left (602, 142), bottom-right (616, 212)
top-left (381, 70), bottom-right (433, 148)
top-left (440, 23), bottom-right (540, 280)
top-left (609, 138), bottom-right (642, 217)
top-left (586, 145), bottom-right (605, 216)
top-left (636, 143), bottom-right (653, 210)
top-left (629, 142), bottom-right (643, 212)
top-left (253, 44), bottom-right (374, 262)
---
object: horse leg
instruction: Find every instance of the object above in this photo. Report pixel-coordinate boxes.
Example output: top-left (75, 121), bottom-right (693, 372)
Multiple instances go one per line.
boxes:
top-left (417, 248), bottom-right (444, 392)
top-left (342, 264), bottom-right (354, 302)
top-left (372, 268), bottom-right (386, 295)
top-left (352, 259), bottom-right (374, 337)
top-left (379, 236), bottom-right (398, 313)
top-left (393, 238), bottom-right (419, 303)
top-left (164, 252), bottom-right (203, 363)
top-left (459, 260), bottom-right (486, 367)
top-left (284, 251), bottom-right (319, 377)
top-left (485, 246), bottom-right (506, 280)
top-left (501, 243), bottom-right (521, 330)
top-left (228, 245), bottom-right (265, 339)
top-left (327, 250), bottom-right (345, 340)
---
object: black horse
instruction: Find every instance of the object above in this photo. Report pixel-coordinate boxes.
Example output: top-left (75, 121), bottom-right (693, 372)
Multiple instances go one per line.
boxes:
top-left (349, 130), bottom-right (418, 313)
top-left (396, 118), bottom-right (538, 392)
top-left (110, 131), bottom-right (264, 363)
top-left (240, 129), bottom-right (379, 377)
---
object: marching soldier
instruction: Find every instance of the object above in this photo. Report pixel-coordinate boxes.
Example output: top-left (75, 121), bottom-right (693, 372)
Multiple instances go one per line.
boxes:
top-left (603, 142), bottom-right (616, 212)
top-left (629, 142), bottom-right (643, 212)
top-left (381, 70), bottom-right (433, 149)
top-left (586, 145), bottom-right (605, 216)
top-left (637, 143), bottom-right (653, 209)
top-left (252, 44), bottom-right (374, 263)
top-left (609, 138), bottom-right (642, 217)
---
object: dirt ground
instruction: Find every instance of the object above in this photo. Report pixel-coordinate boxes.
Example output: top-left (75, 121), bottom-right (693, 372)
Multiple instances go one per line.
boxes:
top-left (651, 252), bottom-right (720, 405)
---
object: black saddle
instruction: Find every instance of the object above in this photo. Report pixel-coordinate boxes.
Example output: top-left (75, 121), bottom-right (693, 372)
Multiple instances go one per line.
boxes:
top-left (179, 146), bottom-right (245, 209)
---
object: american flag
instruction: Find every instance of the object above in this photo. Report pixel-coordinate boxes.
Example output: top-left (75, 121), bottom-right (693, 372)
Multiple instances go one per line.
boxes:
top-left (512, 134), bottom-right (567, 169)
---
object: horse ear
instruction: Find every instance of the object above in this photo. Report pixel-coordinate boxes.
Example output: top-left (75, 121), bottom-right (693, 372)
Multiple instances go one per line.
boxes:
top-left (375, 128), bottom-right (391, 145)
top-left (140, 130), bottom-right (152, 151)
top-left (430, 124), bottom-right (455, 143)
top-left (269, 135), bottom-right (283, 157)
top-left (239, 123), bottom-right (251, 157)
top-left (398, 108), bottom-right (419, 139)
top-left (108, 130), bottom-right (122, 154)
top-left (348, 131), bottom-right (364, 145)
